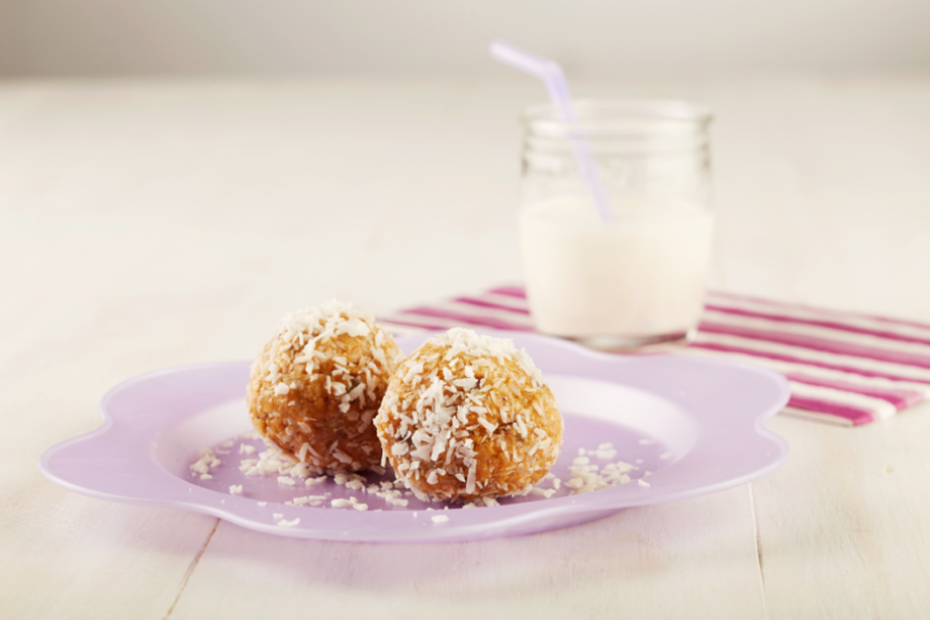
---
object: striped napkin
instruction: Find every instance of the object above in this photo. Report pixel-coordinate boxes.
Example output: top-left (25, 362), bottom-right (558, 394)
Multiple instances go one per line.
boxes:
top-left (377, 285), bottom-right (930, 426)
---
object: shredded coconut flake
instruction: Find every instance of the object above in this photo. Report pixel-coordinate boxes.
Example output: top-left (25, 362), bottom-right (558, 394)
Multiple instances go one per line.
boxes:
top-left (190, 449), bottom-right (221, 475)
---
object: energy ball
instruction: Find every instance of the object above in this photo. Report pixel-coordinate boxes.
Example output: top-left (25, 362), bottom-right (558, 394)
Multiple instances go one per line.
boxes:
top-left (375, 328), bottom-right (563, 501)
top-left (247, 301), bottom-right (403, 472)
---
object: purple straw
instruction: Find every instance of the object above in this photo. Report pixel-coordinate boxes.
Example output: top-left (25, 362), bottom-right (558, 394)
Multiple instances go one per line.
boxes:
top-left (490, 40), bottom-right (613, 222)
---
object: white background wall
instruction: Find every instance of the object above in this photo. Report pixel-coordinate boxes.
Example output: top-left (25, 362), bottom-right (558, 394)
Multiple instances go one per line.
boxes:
top-left (1, 0), bottom-right (929, 78)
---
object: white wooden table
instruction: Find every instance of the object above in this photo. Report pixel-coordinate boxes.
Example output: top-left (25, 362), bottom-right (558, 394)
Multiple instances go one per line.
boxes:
top-left (3, 76), bottom-right (930, 619)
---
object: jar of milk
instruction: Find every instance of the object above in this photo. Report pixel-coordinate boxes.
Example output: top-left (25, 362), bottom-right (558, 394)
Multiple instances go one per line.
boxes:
top-left (520, 100), bottom-right (714, 349)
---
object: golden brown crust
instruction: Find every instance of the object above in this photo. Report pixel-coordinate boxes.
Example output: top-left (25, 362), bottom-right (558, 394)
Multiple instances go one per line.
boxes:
top-left (375, 329), bottom-right (563, 500)
top-left (246, 303), bottom-right (402, 472)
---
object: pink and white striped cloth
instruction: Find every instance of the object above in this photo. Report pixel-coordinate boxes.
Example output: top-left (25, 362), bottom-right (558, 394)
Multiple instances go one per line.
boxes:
top-left (377, 285), bottom-right (930, 426)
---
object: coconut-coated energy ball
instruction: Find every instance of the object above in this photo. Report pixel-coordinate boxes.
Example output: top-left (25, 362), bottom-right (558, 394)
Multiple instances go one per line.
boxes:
top-left (375, 328), bottom-right (563, 501)
top-left (247, 301), bottom-right (403, 472)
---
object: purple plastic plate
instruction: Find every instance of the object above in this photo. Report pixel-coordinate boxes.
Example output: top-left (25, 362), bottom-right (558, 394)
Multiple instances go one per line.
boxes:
top-left (39, 331), bottom-right (790, 543)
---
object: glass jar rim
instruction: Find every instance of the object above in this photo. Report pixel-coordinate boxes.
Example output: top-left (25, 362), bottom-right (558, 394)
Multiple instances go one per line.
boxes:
top-left (522, 99), bottom-right (712, 137)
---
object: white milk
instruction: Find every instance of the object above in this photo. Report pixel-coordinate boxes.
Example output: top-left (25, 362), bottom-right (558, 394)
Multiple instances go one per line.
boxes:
top-left (520, 195), bottom-right (714, 340)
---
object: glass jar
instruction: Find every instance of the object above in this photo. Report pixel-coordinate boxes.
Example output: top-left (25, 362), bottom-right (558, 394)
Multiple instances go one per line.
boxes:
top-left (520, 100), bottom-right (714, 349)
